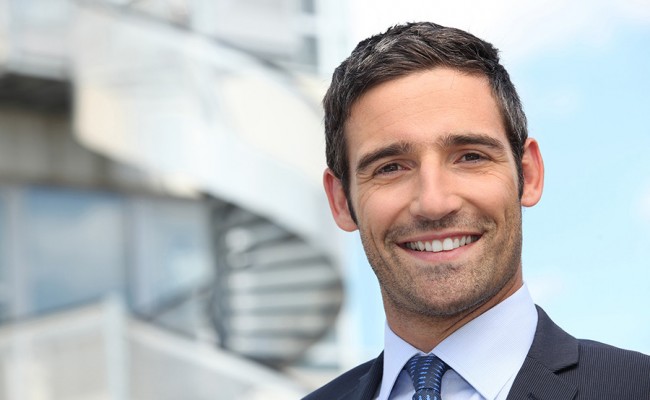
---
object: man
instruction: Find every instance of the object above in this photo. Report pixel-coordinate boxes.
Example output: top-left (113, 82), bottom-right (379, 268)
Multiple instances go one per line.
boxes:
top-left (304, 22), bottom-right (650, 400)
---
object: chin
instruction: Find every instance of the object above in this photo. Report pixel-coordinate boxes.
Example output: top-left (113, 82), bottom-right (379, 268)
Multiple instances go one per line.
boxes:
top-left (411, 284), bottom-right (501, 318)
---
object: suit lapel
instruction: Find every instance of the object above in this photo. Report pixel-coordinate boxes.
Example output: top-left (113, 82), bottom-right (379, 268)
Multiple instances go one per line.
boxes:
top-left (507, 307), bottom-right (578, 400)
top-left (340, 352), bottom-right (384, 400)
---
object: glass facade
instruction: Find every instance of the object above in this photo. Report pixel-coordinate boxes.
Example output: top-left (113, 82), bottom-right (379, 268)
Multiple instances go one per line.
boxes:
top-left (128, 197), bottom-right (215, 338)
top-left (0, 191), bottom-right (7, 323)
top-left (129, 197), bottom-right (213, 313)
top-left (24, 186), bottom-right (126, 314)
top-left (0, 185), bottom-right (214, 327)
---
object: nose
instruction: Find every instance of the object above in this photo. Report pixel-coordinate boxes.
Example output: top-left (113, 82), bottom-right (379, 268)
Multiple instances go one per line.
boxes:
top-left (408, 162), bottom-right (463, 221)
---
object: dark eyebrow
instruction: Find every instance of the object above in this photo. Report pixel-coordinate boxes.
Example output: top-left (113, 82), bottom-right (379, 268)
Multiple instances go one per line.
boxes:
top-left (356, 141), bottom-right (413, 174)
top-left (439, 133), bottom-right (507, 152)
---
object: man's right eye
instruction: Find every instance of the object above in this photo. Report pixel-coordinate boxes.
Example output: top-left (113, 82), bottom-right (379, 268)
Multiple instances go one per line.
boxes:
top-left (375, 163), bottom-right (403, 175)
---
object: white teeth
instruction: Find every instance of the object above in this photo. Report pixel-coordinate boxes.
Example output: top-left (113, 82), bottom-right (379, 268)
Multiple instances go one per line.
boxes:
top-left (405, 235), bottom-right (477, 253)
top-left (432, 240), bottom-right (443, 252)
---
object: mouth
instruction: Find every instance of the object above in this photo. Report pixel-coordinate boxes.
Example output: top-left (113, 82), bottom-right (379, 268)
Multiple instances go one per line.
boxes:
top-left (402, 235), bottom-right (480, 253)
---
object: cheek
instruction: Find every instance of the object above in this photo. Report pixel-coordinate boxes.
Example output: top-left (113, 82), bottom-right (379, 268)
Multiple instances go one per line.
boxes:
top-left (462, 172), bottom-right (518, 207)
top-left (356, 185), bottom-right (408, 232)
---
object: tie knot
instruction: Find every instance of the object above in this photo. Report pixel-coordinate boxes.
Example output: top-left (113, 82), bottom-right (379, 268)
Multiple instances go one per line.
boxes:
top-left (405, 355), bottom-right (449, 400)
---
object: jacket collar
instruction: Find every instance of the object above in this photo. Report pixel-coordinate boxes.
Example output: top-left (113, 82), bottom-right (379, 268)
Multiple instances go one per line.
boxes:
top-left (506, 306), bottom-right (579, 400)
top-left (341, 352), bottom-right (383, 400)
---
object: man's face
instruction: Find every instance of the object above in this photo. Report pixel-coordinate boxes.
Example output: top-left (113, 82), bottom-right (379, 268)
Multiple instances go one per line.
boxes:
top-left (324, 68), bottom-right (543, 322)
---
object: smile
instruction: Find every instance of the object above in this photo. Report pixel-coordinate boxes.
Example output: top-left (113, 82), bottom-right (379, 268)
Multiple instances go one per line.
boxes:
top-left (404, 235), bottom-right (479, 253)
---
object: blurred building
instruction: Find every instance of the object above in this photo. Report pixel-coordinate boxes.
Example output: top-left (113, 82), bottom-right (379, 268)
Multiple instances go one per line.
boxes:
top-left (0, 0), bottom-right (354, 398)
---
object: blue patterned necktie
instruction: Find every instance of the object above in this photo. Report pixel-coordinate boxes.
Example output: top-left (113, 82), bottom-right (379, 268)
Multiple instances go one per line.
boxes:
top-left (405, 355), bottom-right (450, 400)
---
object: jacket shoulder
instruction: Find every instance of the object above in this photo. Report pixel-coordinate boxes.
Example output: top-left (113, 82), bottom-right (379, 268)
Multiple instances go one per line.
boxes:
top-left (511, 307), bottom-right (650, 399)
top-left (570, 339), bottom-right (650, 397)
top-left (578, 338), bottom-right (650, 365)
top-left (302, 357), bottom-right (378, 400)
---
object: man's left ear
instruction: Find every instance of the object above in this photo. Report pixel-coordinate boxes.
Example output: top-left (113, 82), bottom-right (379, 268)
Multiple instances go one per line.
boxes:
top-left (520, 138), bottom-right (544, 207)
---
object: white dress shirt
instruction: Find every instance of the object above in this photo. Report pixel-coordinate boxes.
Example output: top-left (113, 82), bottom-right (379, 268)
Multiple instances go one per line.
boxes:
top-left (375, 284), bottom-right (538, 400)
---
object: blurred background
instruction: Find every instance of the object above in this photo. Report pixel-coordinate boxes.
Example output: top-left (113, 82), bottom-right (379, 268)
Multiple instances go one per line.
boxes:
top-left (0, 0), bottom-right (647, 399)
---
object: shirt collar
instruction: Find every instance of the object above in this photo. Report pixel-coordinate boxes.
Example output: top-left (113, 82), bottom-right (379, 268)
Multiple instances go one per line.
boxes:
top-left (379, 284), bottom-right (537, 400)
top-left (378, 320), bottom-right (421, 399)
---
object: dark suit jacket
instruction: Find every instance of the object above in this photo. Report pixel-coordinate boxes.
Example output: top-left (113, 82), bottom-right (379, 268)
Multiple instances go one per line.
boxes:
top-left (303, 307), bottom-right (650, 399)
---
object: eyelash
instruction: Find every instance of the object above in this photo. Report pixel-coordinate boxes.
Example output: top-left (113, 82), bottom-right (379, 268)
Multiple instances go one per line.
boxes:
top-left (374, 163), bottom-right (404, 175)
top-left (459, 152), bottom-right (485, 163)
top-left (372, 152), bottom-right (488, 176)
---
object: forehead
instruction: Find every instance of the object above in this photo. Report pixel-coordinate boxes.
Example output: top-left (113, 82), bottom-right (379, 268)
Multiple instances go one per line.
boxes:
top-left (345, 68), bottom-right (507, 163)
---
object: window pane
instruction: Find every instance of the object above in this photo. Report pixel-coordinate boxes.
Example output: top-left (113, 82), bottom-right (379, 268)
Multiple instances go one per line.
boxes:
top-left (0, 191), bottom-right (7, 322)
top-left (301, 0), bottom-right (316, 14)
top-left (24, 187), bottom-right (125, 314)
top-left (130, 197), bottom-right (213, 330)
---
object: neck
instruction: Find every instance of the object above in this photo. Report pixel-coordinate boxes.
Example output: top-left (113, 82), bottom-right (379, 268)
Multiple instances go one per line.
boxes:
top-left (385, 277), bottom-right (523, 352)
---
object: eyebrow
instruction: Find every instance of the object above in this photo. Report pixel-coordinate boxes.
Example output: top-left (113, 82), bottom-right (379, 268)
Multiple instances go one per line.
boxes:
top-left (354, 133), bottom-right (507, 174)
top-left (439, 133), bottom-right (507, 152)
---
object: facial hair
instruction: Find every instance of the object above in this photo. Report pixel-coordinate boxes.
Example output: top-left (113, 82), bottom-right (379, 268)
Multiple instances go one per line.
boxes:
top-left (359, 207), bottom-right (523, 319)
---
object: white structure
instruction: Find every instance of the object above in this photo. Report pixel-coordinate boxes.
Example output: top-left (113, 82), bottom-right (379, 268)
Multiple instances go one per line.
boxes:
top-left (0, 0), bottom-right (354, 397)
top-left (0, 297), bottom-right (306, 399)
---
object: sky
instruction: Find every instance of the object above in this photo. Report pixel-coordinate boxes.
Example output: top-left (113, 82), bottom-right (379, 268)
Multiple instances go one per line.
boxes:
top-left (338, 0), bottom-right (650, 363)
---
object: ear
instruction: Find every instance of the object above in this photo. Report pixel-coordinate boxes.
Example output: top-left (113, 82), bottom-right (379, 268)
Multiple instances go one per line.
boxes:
top-left (323, 169), bottom-right (358, 232)
top-left (520, 138), bottom-right (544, 207)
